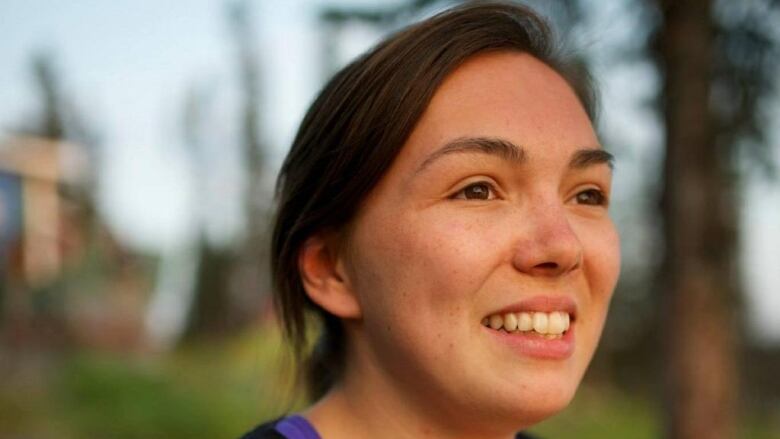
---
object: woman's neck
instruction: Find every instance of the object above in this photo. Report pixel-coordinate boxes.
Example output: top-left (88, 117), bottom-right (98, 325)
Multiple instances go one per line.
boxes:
top-left (302, 360), bottom-right (520, 439)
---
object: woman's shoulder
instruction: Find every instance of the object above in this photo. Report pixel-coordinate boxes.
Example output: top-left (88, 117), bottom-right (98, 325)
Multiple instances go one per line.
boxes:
top-left (239, 418), bottom-right (285, 439)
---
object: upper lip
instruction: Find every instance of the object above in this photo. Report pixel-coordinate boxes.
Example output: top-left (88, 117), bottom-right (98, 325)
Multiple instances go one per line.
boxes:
top-left (484, 295), bottom-right (578, 320)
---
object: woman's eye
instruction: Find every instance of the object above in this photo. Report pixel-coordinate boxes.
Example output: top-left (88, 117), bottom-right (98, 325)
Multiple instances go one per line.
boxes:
top-left (452, 182), bottom-right (496, 200)
top-left (575, 189), bottom-right (607, 206)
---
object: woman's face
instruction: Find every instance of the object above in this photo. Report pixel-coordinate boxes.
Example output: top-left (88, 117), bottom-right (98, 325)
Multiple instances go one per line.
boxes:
top-left (341, 52), bottom-right (620, 431)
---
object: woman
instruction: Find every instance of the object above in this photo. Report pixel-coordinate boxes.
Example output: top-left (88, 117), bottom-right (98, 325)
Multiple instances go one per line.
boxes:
top-left (243, 2), bottom-right (620, 438)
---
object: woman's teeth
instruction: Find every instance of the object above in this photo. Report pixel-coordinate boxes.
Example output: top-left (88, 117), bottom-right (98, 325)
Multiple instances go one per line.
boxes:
top-left (482, 311), bottom-right (570, 338)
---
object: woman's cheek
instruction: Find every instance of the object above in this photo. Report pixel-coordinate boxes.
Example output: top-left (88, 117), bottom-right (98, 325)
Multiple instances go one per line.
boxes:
top-left (352, 207), bottom-right (508, 329)
top-left (416, 212), bottom-right (505, 274)
top-left (589, 221), bottom-right (621, 298)
top-left (572, 216), bottom-right (620, 288)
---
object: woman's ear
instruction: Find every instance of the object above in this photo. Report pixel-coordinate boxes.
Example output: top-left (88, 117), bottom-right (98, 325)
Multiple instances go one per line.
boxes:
top-left (299, 233), bottom-right (362, 319)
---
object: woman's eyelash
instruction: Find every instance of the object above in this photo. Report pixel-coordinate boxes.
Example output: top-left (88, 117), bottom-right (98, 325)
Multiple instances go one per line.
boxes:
top-left (451, 182), bottom-right (497, 200)
top-left (575, 188), bottom-right (608, 206)
top-left (449, 183), bottom-right (608, 205)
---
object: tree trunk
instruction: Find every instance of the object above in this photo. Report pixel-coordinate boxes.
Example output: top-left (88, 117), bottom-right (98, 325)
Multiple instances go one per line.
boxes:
top-left (183, 238), bottom-right (235, 339)
top-left (657, 1), bottom-right (740, 438)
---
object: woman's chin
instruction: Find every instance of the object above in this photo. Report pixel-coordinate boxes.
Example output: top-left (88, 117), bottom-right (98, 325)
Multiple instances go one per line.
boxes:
top-left (491, 378), bottom-right (578, 428)
top-left (440, 376), bottom-right (576, 434)
top-left (513, 392), bottom-right (574, 427)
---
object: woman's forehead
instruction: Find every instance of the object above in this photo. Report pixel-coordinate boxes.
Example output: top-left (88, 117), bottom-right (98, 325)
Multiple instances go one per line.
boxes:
top-left (397, 51), bottom-right (599, 172)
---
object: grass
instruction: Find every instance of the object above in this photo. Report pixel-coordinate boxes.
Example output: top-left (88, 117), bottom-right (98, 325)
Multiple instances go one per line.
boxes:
top-left (1, 324), bottom-right (293, 439)
top-left (530, 384), bottom-right (660, 439)
top-left (2, 325), bottom-right (777, 438)
top-left (55, 355), bottom-right (228, 439)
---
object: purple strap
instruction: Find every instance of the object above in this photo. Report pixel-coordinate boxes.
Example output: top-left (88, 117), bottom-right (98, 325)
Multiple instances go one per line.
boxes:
top-left (274, 415), bottom-right (321, 439)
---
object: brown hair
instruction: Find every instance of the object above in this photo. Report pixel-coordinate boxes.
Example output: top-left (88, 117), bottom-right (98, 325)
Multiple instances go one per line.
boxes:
top-left (271, 1), bottom-right (597, 401)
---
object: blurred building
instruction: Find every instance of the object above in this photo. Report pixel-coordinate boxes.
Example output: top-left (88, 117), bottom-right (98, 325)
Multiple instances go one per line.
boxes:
top-left (0, 136), bottom-right (150, 351)
top-left (0, 135), bottom-right (89, 287)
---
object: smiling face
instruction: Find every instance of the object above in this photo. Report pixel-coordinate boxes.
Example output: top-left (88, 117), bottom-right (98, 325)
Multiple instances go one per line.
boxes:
top-left (336, 51), bottom-right (620, 433)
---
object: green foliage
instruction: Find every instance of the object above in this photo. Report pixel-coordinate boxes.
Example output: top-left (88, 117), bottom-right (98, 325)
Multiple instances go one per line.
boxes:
top-left (54, 355), bottom-right (230, 439)
top-left (530, 385), bottom-right (661, 439)
top-left (0, 326), bottom-right (290, 438)
top-left (2, 326), bottom-right (776, 438)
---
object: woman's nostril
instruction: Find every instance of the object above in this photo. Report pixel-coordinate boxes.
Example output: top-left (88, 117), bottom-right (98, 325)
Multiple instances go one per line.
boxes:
top-left (531, 259), bottom-right (581, 276)
top-left (536, 262), bottom-right (559, 270)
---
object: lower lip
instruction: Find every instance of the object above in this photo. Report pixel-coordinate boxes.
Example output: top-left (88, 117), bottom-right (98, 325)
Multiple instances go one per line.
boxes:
top-left (484, 324), bottom-right (575, 360)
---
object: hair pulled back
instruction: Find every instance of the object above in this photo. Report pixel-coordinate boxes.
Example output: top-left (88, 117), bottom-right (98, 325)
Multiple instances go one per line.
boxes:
top-left (271, 1), bottom-right (597, 401)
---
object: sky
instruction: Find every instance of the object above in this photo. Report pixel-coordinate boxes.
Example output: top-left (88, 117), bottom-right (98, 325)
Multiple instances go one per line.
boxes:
top-left (0, 0), bottom-right (778, 342)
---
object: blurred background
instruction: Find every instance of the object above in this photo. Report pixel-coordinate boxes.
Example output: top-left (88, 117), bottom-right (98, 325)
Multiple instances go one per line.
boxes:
top-left (0, 0), bottom-right (778, 438)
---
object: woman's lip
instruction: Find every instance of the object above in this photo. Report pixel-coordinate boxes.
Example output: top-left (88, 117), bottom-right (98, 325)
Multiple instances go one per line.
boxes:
top-left (484, 295), bottom-right (578, 320)
top-left (483, 324), bottom-right (576, 360)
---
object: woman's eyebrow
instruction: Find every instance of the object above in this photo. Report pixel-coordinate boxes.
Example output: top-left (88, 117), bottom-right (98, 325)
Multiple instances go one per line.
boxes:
top-left (568, 148), bottom-right (615, 170)
top-left (414, 136), bottom-right (526, 175)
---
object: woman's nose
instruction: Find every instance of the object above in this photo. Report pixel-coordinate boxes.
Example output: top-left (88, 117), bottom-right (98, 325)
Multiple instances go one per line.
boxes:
top-left (511, 203), bottom-right (583, 278)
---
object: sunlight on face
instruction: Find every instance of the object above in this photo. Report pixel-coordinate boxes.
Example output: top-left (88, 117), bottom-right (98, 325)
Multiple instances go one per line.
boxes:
top-left (342, 52), bottom-right (620, 433)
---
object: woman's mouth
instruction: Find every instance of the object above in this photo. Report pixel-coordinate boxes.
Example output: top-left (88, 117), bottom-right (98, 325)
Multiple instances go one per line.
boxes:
top-left (480, 297), bottom-right (577, 359)
top-left (481, 311), bottom-right (571, 339)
